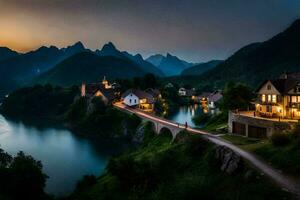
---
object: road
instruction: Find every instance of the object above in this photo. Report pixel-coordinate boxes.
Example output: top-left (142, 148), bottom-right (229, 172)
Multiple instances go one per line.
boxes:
top-left (114, 103), bottom-right (300, 196)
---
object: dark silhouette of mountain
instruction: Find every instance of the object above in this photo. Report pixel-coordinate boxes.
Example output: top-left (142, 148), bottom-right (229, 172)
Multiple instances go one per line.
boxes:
top-left (35, 52), bottom-right (148, 86)
top-left (0, 47), bottom-right (19, 61)
top-left (171, 19), bottom-right (300, 91)
top-left (181, 60), bottom-right (223, 76)
top-left (62, 41), bottom-right (87, 56)
top-left (95, 42), bottom-right (164, 76)
top-left (146, 53), bottom-right (194, 76)
top-left (0, 42), bottom-right (87, 97)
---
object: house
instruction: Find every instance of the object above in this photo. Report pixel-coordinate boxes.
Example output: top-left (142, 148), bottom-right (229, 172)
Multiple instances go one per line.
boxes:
top-left (81, 76), bottom-right (120, 105)
top-left (121, 89), bottom-right (155, 111)
top-left (165, 83), bottom-right (174, 88)
top-left (178, 88), bottom-right (195, 97)
top-left (255, 72), bottom-right (300, 119)
top-left (207, 90), bottom-right (223, 108)
top-left (228, 73), bottom-right (300, 139)
top-left (192, 92), bottom-right (211, 103)
top-left (145, 88), bottom-right (162, 99)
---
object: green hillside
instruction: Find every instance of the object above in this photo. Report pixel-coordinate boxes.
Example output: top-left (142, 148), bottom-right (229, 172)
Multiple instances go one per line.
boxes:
top-left (35, 52), bottom-right (149, 86)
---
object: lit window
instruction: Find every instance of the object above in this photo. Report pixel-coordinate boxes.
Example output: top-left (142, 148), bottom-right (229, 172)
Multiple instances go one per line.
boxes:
top-left (262, 94), bottom-right (266, 102)
top-left (268, 95), bottom-right (271, 102)
top-left (272, 95), bottom-right (276, 103)
top-left (292, 96), bottom-right (297, 103)
top-left (298, 96), bottom-right (300, 102)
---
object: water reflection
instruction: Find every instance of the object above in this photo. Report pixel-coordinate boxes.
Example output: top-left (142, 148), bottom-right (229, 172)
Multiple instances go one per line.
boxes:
top-left (167, 104), bottom-right (202, 128)
top-left (0, 115), bottom-right (129, 196)
top-left (167, 104), bottom-right (218, 128)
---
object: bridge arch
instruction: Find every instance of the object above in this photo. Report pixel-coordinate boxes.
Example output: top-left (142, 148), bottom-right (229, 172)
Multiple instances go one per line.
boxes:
top-left (153, 121), bottom-right (182, 139)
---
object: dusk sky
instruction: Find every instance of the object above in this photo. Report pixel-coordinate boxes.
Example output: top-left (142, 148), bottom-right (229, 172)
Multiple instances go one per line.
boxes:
top-left (1, 0), bottom-right (300, 62)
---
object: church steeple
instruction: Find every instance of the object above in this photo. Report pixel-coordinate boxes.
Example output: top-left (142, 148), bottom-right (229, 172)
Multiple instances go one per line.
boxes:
top-left (102, 76), bottom-right (111, 89)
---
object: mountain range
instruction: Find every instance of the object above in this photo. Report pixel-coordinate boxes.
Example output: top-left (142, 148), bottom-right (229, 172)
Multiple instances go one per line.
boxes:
top-left (171, 18), bottom-right (300, 91)
top-left (146, 53), bottom-right (194, 76)
top-left (35, 52), bottom-right (147, 86)
top-left (181, 60), bottom-right (223, 76)
top-left (1, 41), bottom-right (198, 98)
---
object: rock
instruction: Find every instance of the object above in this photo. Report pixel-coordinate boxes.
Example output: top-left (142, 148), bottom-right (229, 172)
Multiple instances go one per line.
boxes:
top-left (132, 123), bottom-right (145, 143)
top-left (215, 145), bottom-right (243, 174)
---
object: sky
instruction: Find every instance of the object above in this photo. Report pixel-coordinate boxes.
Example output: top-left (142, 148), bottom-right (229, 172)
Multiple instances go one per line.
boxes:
top-left (0, 0), bottom-right (300, 62)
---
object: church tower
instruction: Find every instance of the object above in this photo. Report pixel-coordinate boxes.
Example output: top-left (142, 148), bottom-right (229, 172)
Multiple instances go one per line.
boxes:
top-left (81, 82), bottom-right (86, 97)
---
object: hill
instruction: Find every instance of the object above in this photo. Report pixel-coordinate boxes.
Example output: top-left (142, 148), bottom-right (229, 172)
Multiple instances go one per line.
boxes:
top-left (181, 60), bottom-right (223, 76)
top-left (0, 47), bottom-right (19, 61)
top-left (170, 19), bottom-right (300, 91)
top-left (147, 53), bottom-right (194, 76)
top-left (0, 42), bottom-right (87, 97)
top-left (35, 52), bottom-right (149, 86)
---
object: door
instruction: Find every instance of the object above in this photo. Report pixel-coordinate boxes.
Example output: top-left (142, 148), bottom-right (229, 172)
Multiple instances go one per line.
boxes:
top-left (232, 122), bottom-right (246, 136)
top-left (248, 125), bottom-right (267, 138)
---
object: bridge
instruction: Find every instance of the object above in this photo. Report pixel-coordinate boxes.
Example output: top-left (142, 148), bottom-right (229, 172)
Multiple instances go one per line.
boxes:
top-left (114, 102), bottom-right (300, 197)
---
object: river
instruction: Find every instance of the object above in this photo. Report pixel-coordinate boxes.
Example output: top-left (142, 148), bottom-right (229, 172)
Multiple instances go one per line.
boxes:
top-left (167, 104), bottom-right (204, 128)
top-left (0, 115), bottom-right (129, 197)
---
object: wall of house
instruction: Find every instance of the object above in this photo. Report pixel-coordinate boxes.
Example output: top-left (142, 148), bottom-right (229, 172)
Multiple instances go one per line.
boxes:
top-left (257, 81), bottom-right (281, 95)
top-left (228, 111), bottom-right (292, 138)
top-left (123, 93), bottom-right (139, 106)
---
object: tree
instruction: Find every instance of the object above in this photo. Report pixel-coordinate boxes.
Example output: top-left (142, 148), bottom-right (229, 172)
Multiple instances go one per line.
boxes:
top-left (0, 149), bottom-right (49, 200)
top-left (220, 82), bottom-right (254, 112)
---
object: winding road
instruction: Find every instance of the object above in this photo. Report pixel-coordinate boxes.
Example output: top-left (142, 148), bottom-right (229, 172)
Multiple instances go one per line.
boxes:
top-left (114, 103), bottom-right (300, 197)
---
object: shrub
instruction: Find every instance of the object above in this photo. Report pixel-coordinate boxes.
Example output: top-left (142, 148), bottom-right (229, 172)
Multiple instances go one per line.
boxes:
top-left (270, 132), bottom-right (290, 146)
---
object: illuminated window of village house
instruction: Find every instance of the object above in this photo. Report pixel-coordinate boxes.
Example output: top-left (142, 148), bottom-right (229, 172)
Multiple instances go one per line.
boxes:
top-left (262, 94), bottom-right (266, 102)
top-left (292, 96), bottom-right (297, 103)
top-left (272, 95), bottom-right (276, 103)
top-left (268, 95), bottom-right (271, 102)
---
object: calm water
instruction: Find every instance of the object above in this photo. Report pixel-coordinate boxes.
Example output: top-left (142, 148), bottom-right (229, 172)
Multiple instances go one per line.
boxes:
top-left (0, 115), bottom-right (129, 196)
top-left (167, 104), bottom-right (204, 128)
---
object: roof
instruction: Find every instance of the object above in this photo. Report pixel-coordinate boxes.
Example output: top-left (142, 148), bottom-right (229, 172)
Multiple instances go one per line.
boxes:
top-left (122, 89), bottom-right (155, 103)
top-left (145, 88), bottom-right (161, 98)
top-left (199, 92), bottom-right (211, 98)
top-left (85, 83), bottom-right (117, 101)
top-left (256, 73), bottom-right (300, 94)
top-left (208, 91), bottom-right (223, 102)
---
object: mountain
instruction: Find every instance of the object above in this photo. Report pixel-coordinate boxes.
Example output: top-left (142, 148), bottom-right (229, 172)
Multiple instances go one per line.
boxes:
top-left (0, 47), bottom-right (19, 61)
top-left (95, 42), bottom-right (164, 76)
top-left (146, 53), bottom-right (194, 76)
top-left (181, 60), bottom-right (223, 76)
top-left (0, 42), bottom-right (87, 97)
top-left (170, 19), bottom-right (300, 91)
top-left (35, 52), bottom-right (148, 86)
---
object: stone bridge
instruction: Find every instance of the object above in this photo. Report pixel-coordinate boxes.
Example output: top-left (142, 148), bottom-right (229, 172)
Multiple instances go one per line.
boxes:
top-left (151, 120), bottom-right (183, 138)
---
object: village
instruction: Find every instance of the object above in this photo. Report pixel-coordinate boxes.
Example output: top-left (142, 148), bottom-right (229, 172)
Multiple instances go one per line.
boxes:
top-left (79, 73), bottom-right (300, 140)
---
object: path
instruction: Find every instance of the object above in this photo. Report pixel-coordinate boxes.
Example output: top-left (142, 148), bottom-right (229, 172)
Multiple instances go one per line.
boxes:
top-left (114, 103), bottom-right (300, 197)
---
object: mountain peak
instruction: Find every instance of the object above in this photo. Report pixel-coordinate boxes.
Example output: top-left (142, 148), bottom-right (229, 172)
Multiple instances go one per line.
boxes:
top-left (134, 53), bottom-right (143, 60)
top-left (285, 18), bottom-right (300, 33)
top-left (73, 41), bottom-right (85, 49)
top-left (101, 42), bottom-right (117, 51)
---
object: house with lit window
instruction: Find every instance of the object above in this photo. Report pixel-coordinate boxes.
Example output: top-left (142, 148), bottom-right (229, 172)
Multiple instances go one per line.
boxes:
top-left (81, 76), bottom-right (120, 105)
top-left (121, 89), bottom-right (155, 112)
top-left (255, 73), bottom-right (300, 119)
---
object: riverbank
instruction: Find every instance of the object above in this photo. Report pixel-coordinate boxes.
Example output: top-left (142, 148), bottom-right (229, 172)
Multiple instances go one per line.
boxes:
top-left (0, 114), bottom-right (135, 197)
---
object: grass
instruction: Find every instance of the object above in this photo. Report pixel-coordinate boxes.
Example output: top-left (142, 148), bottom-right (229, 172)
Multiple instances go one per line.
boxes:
top-left (221, 134), bottom-right (300, 177)
top-left (68, 129), bottom-right (294, 200)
